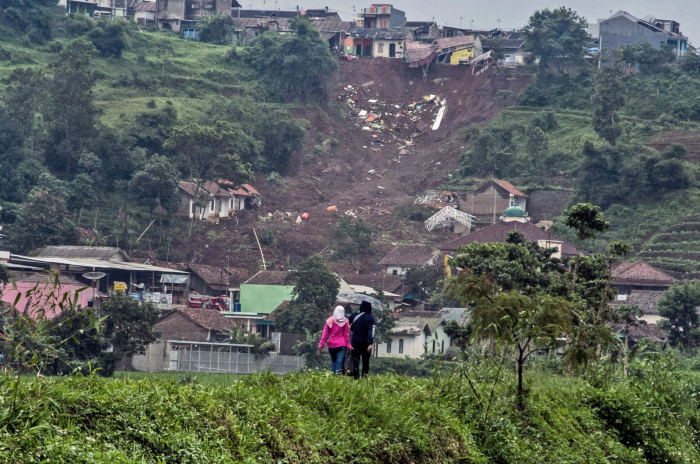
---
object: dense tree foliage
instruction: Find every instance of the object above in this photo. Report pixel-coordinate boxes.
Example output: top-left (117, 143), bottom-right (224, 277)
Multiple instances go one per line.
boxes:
top-left (592, 67), bottom-right (626, 145)
top-left (523, 7), bottom-right (589, 74)
top-left (199, 14), bottom-right (235, 45)
top-left (329, 215), bottom-right (374, 261)
top-left (274, 255), bottom-right (340, 333)
top-left (658, 281), bottom-right (700, 348)
top-left (242, 16), bottom-right (338, 101)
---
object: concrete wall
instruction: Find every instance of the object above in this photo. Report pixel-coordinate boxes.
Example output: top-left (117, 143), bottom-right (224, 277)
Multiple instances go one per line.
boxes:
top-left (374, 39), bottom-right (405, 58)
top-left (376, 325), bottom-right (451, 358)
top-left (386, 265), bottom-right (407, 276)
top-left (239, 284), bottom-right (294, 314)
top-left (600, 15), bottom-right (667, 54)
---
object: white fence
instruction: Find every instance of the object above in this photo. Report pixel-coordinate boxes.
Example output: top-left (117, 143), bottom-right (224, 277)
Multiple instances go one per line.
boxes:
top-left (168, 340), bottom-right (306, 374)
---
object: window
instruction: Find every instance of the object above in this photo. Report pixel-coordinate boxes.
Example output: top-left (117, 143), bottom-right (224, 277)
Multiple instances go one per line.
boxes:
top-left (386, 340), bottom-right (392, 353)
top-left (378, 43), bottom-right (384, 53)
top-left (510, 195), bottom-right (518, 206)
top-left (392, 269), bottom-right (398, 275)
top-left (230, 199), bottom-right (233, 208)
top-left (432, 340), bottom-right (436, 353)
top-left (398, 339), bottom-right (404, 354)
top-left (441, 340), bottom-right (444, 353)
top-left (209, 200), bottom-right (214, 210)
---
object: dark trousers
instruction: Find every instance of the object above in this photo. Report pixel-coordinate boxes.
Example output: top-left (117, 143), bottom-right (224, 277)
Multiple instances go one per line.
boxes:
top-left (351, 342), bottom-right (371, 379)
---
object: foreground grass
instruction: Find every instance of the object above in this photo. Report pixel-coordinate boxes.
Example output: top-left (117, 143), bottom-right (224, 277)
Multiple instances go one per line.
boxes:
top-left (1, 359), bottom-right (700, 463)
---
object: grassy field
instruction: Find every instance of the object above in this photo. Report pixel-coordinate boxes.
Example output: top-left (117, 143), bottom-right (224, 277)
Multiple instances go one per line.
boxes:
top-left (2, 356), bottom-right (700, 463)
top-left (112, 370), bottom-right (243, 384)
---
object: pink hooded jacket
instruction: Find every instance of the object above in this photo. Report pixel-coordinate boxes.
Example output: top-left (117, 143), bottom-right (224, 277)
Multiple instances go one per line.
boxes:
top-left (319, 307), bottom-right (352, 350)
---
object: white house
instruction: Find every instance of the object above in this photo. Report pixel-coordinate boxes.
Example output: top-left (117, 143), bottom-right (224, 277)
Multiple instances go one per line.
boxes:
top-left (375, 313), bottom-right (451, 359)
top-left (178, 180), bottom-right (260, 222)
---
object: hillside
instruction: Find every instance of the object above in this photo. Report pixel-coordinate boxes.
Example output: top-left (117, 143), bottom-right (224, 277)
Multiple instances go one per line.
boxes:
top-left (0, 25), bottom-right (531, 273)
top-left (191, 61), bottom-right (530, 272)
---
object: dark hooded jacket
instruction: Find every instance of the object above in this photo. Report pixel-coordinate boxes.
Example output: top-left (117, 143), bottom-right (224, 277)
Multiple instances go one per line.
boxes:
top-left (348, 301), bottom-right (376, 345)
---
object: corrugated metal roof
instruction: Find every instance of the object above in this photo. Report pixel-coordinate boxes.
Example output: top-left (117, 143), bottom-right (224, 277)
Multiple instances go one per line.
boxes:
top-left (14, 255), bottom-right (188, 274)
top-left (311, 19), bottom-right (354, 33)
top-left (38, 246), bottom-right (125, 260)
top-left (406, 40), bottom-right (437, 66)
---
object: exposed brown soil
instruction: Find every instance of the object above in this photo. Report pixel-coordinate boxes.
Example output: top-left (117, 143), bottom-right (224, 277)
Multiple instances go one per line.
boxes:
top-left (648, 130), bottom-right (700, 161)
top-left (177, 60), bottom-right (531, 274)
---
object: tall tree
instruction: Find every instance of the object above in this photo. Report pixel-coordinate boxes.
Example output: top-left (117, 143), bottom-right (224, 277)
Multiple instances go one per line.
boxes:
top-left (274, 255), bottom-right (340, 333)
top-left (163, 121), bottom-right (257, 241)
top-left (130, 155), bottom-right (180, 211)
top-left (523, 7), bottom-right (589, 74)
top-left (658, 281), bottom-right (700, 348)
top-left (243, 16), bottom-right (338, 101)
top-left (563, 203), bottom-right (609, 289)
top-left (592, 67), bottom-right (626, 146)
top-left (44, 38), bottom-right (98, 179)
top-left (100, 292), bottom-right (161, 358)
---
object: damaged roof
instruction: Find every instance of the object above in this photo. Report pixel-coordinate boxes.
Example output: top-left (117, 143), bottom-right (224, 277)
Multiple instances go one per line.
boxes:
top-left (404, 20), bottom-right (437, 34)
top-left (346, 27), bottom-right (411, 40)
top-left (486, 179), bottom-right (528, 197)
top-left (378, 245), bottom-right (438, 267)
top-left (612, 262), bottom-right (674, 288)
top-left (406, 40), bottom-right (438, 66)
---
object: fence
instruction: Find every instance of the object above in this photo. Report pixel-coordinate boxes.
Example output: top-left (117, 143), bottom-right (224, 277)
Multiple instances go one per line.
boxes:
top-left (168, 340), bottom-right (306, 374)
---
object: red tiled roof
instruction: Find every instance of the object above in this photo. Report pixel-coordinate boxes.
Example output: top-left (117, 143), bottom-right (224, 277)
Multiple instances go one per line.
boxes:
top-left (174, 307), bottom-right (233, 331)
top-left (228, 187), bottom-right (251, 197)
top-left (440, 220), bottom-right (581, 257)
top-left (611, 261), bottom-right (674, 287)
top-left (491, 179), bottom-right (528, 198)
top-left (242, 184), bottom-right (260, 195)
top-left (134, 2), bottom-right (156, 12)
top-left (377, 245), bottom-right (438, 266)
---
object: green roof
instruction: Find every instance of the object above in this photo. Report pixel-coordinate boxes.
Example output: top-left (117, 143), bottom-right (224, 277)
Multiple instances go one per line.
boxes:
top-left (504, 205), bottom-right (527, 217)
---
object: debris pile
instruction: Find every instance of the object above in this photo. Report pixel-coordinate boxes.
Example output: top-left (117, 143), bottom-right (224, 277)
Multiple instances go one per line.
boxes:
top-left (415, 190), bottom-right (460, 209)
top-left (337, 85), bottom-right (447, 140)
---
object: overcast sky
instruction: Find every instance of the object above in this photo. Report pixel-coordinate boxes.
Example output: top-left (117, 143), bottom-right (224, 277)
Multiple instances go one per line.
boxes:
top-left (248, 0), bottom-right (698, 45)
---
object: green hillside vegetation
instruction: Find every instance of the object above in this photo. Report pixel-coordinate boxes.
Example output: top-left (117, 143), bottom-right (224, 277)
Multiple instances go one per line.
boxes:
top-left (0, 6), bottom-right (333, 257)
top-left (456, 18), bottom-right (700, 276)
top-left (3, 360), bottom-right (700, 463)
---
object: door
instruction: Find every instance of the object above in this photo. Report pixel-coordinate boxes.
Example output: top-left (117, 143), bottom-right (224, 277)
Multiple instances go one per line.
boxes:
top-left (356, 44), bottom-right (362, 56)
top-left (389, 43), bottom-right (396, 57)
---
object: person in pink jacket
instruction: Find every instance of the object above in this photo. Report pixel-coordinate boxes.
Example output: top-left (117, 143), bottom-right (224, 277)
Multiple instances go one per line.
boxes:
top-left (318, 306), bottom-right (353, 374)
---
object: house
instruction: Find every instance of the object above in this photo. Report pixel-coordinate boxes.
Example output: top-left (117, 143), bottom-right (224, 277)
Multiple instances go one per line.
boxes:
top-left (155, 307), bottom-right (233, 342)
top-left (343, 27), bottom-right (413, 58)
top-left (178, 180), bottom-right (259, 222)
top-left (231, 17), bottom-right (289, 44)
top-left (156, 0), bottom-right (234, 33)
top-left (375, 311), bottom-right (451, 358)
top-left (312, 19), bottom-right (355, 49)
top-left (440, 217), bottom-right (582, 261)
top-left (406, 35), bottom-right (482, 67)
top-left (404, 21), bottom-right (440, 40)
top-left (594, 11), bottom-right (688, 58)
top-left (133, 1), bottom-right (156, 24)
top-left (62, 0), bottom-right (127, 19)
top-left (188, 264), bottom-right (250, 300)
top-left (342, 273), bottom-right (413, 309)
top-left (9, 246), bottom-right (189, 302)
top-left (378, 245), bottom-right (439, 276)
top-left (609, 261), bottom-right (673, 324)
top-left (355, 4), bottom-right (406, 29)
top-left (527, 190), bottom-right (573, 230)
top-left (481, 38), bottom-right (527, 67)
top-left (462, 179), bottom-right (529, 224)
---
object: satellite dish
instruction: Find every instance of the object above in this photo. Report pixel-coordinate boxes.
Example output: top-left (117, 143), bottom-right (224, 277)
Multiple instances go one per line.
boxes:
top-left (83, 272), bottom-right (106, 281)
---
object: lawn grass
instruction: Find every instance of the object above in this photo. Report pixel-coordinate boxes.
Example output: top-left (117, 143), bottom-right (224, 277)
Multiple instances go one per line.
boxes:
top-left (112, 370), bottom-right (243, 384)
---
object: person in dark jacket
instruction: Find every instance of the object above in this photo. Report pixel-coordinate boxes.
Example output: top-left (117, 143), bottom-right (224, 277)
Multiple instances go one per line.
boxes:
top-left (348, 301), bottom-right (376, 379)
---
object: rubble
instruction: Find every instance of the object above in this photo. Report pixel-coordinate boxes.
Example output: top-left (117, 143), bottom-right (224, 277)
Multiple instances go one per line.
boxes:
top-left (337, 83), bottom-right (448, 139)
